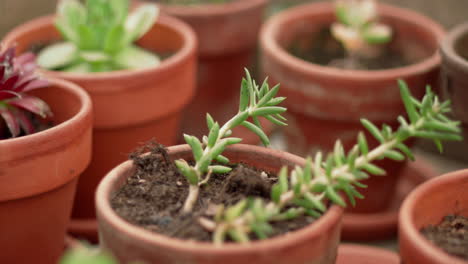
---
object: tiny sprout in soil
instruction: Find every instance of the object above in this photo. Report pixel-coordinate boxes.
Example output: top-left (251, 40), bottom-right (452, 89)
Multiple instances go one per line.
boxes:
top-left (331, 0), bottom-right (392, 67)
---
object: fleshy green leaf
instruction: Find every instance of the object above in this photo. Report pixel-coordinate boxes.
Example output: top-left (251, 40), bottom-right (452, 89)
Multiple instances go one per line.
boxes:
top-left (225, 200), bottom-right (248, 221)
top-left (209, 165), bottom-right (232, 174)
top-left (241, 121), bottom-right (270, 146)
top-left (398, 80), bottom-right (419, 124)
top-left (125, 4), bottom-right (159, 42)
top-left (113, 45), bottom-right (160, 69)
top-left (325, 186), bottom-right (346, 207)
top-left (363, 24), bottom-right (392, 44)
top-left (37, 42), bottom-right (78, 70)
top-left (175, 160), bottom-right (198, 185)
top-left (239, 78), bottom-right (249, 112)
top-left (251, 107), bottom-right (286, 117)
top-left (208, 122), bottom-right (220, 147)
top-left (361, 119), bottom-right (384, 143)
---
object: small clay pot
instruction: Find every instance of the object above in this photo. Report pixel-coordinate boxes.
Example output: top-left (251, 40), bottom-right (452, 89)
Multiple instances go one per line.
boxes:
top-left (96, 144), bottom-right (343, 264)
top-left (260, 2), bottom-right (444, 213)
top-left (0, 79), bottom-right (92, 264)
top-left (153, 0), bottom-right (272, 143)
top-left (440, 22), bottom-right (468, 158)
top-left (399, 169), bottom-right (468, 264)
top-left (3, 14), bottom-right (197, 236)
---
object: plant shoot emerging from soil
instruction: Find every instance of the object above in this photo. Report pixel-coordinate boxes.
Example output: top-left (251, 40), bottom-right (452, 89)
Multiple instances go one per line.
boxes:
top-left (37, 0), bottom-right (160, 73)
top-left (331, 0), bottom-right (392, 63)
top-left (196, 81), bottom-right (462, 245)
top-left (176, 69), bottom-right (287, 213)
top-left (0, 46), bottom-right (52, 138)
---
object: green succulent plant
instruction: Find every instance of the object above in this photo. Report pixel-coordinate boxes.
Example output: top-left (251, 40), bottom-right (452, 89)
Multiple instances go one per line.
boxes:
top-left (37, 0), bottom-right (160, 73)
top-left (196, 80), bottom-right (462, 244)
top-left (176, 69), bottom-right (287, 213)
top-left (175, 70), bottom-right (461, 244)
top-left (331, 0), bottom-right (392, 57)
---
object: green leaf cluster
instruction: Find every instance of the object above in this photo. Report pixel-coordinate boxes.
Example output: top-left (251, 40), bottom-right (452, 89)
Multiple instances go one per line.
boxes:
top-left (332, 0), bottom-right (392, 52)
top-left (176, 69), bottom-right (287, 188)
top-left (37, 0), bottom-right (160, 73)
top-left (206, 80), bottom-right (462, 244)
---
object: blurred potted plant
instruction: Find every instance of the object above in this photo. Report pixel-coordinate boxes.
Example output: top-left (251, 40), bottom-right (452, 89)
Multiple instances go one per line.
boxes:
top-left (94, 72), bottom-right (459, 263)
top-left (3, 0), bottom-right (197, 241)
top-left (399, 169), bottom-right (468, 264)
top-left (135, 0), bottom-right (271, 144)
top-left (260, 0), bottom-right (445, 239)
top-left (438, 22), bottom-right (468, 163)
top-left (0, 46), bottom-right (93, 263)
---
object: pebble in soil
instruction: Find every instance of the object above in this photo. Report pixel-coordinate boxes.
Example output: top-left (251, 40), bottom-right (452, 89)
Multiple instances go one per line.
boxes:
top-left (421, 215), bottom-right (468, 260)
top-left (111, 141), bottom-right (318, 242)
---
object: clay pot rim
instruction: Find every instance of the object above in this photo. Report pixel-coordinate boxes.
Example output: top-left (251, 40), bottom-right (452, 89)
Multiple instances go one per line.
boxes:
top-left (261, 2), bottom-right (445, 80)
top-left (3, 14), bottom-right (197, 84)
top-left (96, 144), bottom-right (344, 253)
top-left (337, 244), bottom-right (400, 263)
top-left (441, 22), bottom-right (468, 75)
top-left (159, 0), bottom-right (267, 17)
top-left (0, 78), bottom-right (91, 147)
top-left (399, 169), bottom-right (468, 264)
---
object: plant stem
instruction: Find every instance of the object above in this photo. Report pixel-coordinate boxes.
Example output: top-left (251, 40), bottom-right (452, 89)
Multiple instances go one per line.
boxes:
top-left (201, 117), bottom-right (428, 236)
top-left (182, 109), bottom-right (251, 213)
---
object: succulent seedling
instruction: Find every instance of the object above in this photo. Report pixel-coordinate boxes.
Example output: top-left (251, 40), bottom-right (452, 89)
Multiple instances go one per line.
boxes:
top-left (331, 0), bottom-right (392, 59)
top-left (187, 79), bottom-right (460, 244)
top-left (37, 0), bottom-right (159, 73)
top-left (0, 46), bottom-right (52, 138)
top-left (175, 69), bottom-right (287, 213)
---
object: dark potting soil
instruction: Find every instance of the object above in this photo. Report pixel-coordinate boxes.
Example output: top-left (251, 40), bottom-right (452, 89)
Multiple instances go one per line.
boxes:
top-left (288, 27), bottom-right (417, 70)
top-left (111, 142), bottom-right (318, 242)
top-left (0, 113), bottom-right (53, 140)
top-left (420, 215), bottom-right (468, 260)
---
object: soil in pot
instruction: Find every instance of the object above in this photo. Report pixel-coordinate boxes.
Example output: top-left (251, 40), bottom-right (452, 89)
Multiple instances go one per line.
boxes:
top-left (110, 142), bottom-right (319, 241)
top-left (420, 215), bottom-right (468, 260)
top-left (287, 26), bottom-right (424, 70)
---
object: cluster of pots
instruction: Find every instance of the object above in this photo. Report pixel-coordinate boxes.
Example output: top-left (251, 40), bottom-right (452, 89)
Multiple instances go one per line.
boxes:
top-left (1, 1), bottom-right (468, 263)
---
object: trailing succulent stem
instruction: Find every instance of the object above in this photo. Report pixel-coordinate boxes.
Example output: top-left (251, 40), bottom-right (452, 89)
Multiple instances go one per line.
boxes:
top-left (176, 69), bottom-right (287, 213)
top-left (198, 80), bottom-right (462, 245)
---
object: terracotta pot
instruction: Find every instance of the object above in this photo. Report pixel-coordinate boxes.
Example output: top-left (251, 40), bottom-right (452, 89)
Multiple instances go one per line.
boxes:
top-left (0, 79), bottom-right (92, 264)
top-left (3, 14), bottom-right (197, 233)
top-left (440, 22), bottom-right (468, 160)
top-left (260, 2), bottom-right (444, 213)
top-left (399, 169), bottom-right (468, 264)
top-left (336, 244), bottom-right (399, 264)
top-left (140, 0), bottom-right (272, 144)
top-left (96, 144), bottom-right (344, 264)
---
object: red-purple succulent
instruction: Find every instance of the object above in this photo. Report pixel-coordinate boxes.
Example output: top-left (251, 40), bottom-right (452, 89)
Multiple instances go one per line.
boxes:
top-left (0, 46), bottom-right (52, 138)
